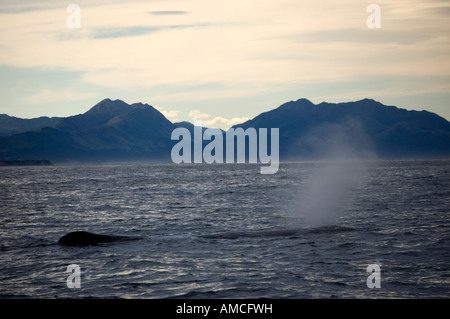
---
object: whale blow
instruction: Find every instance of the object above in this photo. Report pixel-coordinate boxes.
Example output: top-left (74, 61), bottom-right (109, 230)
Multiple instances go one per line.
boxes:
top-left (58, 231), bottom-right (140, 246)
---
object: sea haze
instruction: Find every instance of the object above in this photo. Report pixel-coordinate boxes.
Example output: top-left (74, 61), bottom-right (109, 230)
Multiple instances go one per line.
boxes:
top-left (0, 159), bottom-right (448, 298)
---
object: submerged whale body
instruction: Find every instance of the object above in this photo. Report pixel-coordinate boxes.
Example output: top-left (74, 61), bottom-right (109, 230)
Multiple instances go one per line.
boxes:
top-left (58, 226), bottom-right (355, 246)
top-left (200, 225), bottom-right (355, 240)
top-left (200, 229), bottom-right (301, 240)
top-left (58, 231), bottom-right (141, 246)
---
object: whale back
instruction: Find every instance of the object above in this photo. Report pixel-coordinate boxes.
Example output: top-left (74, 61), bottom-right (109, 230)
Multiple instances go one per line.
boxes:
top-left (58, 231), bottom-right (129, 246)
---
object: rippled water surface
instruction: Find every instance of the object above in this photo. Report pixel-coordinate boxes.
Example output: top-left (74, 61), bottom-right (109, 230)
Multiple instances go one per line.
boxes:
top-left (0, 159), bottom-right (449, 298)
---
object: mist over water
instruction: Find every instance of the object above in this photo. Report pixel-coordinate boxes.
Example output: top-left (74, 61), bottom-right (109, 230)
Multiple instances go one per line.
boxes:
top-left (298, 158), bottom-right (367, 227)
top-left (289, 120), bottom-right (375, 227)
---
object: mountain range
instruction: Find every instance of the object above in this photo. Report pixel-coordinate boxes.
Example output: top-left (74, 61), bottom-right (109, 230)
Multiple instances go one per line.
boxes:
top-left (0, 98), bottom-right (449, 162)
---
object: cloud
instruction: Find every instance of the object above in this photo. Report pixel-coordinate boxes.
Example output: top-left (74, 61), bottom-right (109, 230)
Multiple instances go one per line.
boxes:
top-left (188, 109), bottom-right (250, 129)
top-left (91, 24), bottom-right (208, 39)
top-left (92, 26), bottom-right (161, 39)
top-left (299, 28), bottom-right (433, 45)
top-left (160, 110), bottom-right (179, 121)
top-left (154, 106), bottom-right (180, 121)
top-left (189, 110), bottom-right (210, 120)
top-left (2, 0), bottom-right (449, 87)
top-left (148, 11), bottom-right (189, 15)
top-left (203, 116), bottom-right (250, 129)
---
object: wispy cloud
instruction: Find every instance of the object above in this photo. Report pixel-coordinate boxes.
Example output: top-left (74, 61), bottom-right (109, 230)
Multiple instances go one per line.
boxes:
top-left (298, 28), bottom-right (433, 45)
top-left (148, 11), bottom-right (189, 15)
top-left (203, 116), bottom-right (250, 129)
top-left (91, 24), bottom-right (208, 39)
top-left (154, 105), bottom-right (180, 121)
top-left (92, 26), bottom-right (161, 39)
top-left (188, 110), bottom-right (210, 120)
top-left (188, 109), bottom-right (250, 129)
top-left (160, 110), bottom-right (179, 121)
top-left (2, 0), bottom-right (448, 84)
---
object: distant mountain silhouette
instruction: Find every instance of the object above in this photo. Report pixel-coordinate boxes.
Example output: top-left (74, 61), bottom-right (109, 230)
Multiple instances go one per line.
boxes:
top-left (0, 99), bottom-right (174, 162)
top-left (55, 98), bottom-right (133, 132)
top-left (234, 98), bottom-right (450, 159)
top-left (0, 98), bottom-right (449, 162)
top-left (0, 114), bottom-right (62, 137)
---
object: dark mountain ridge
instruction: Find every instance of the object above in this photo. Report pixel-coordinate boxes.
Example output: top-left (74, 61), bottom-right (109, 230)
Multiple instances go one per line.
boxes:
top-left (234, 98), bottom-right (450, 158)
top-left (0, 99), bottom-right (174, 162)
top-left (0, 98), bottom-right (449, 162)
top-left (0, 114), bottom-right (62, 137)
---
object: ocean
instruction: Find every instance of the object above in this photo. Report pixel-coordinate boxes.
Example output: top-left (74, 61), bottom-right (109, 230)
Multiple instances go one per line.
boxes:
top-left (0, 159), bottom-right (449, 298)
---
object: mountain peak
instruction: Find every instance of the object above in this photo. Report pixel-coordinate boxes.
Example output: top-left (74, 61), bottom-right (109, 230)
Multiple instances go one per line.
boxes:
top-left (295, 98), bottom-right (314, 104)
top-left (56, 99), bottom-right (135, 132)
top-left (87, 98), bottom-right (129, 114)
top-left (357, 98), bottom-right (383, 105)
top-left (282, 98), bottom-right (314, 107)
top-left (275, 98), bottom-right (315, 112)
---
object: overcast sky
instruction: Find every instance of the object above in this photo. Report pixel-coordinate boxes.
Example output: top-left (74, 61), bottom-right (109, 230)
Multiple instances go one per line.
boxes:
top-left (0, 0), bottom-right (449, 129)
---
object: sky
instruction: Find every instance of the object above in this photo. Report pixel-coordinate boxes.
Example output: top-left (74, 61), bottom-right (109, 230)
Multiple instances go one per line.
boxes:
top-left (0, 0), bottom-right (449, 129)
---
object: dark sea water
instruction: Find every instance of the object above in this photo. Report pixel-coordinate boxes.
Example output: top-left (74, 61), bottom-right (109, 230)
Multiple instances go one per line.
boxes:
top-left (0, 159), bottom-right (449, 298)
